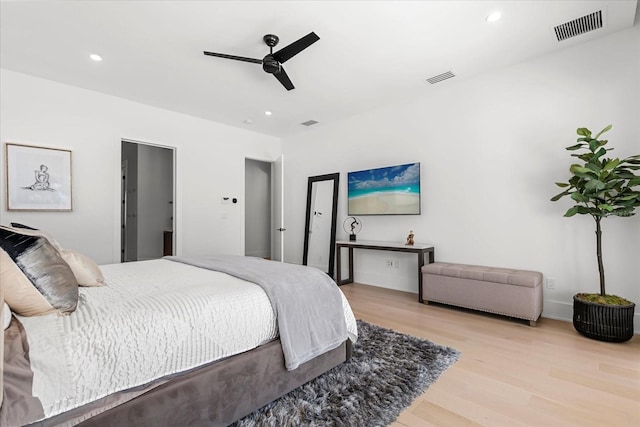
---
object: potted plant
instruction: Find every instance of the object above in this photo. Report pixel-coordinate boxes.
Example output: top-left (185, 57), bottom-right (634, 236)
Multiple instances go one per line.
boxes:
top-left (551, 125), bottom-right (640, 342)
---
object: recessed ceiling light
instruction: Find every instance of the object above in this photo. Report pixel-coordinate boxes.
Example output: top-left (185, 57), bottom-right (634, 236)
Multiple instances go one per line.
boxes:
top-left (264, 110), bottom-right (272, 116)
top-left (486, 11), bottom-right (502, 22)
top-left (89, 53), bottom-right (103, 62)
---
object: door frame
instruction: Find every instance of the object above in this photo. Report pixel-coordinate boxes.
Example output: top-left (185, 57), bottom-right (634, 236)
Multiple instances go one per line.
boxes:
top-left (244, 155), bottom-right (284, 262)
top-left (115, 138), bottom-right (177, 262)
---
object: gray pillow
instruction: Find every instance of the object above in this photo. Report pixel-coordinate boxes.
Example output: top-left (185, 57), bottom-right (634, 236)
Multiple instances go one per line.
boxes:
top-left (0, 226), bottom-right (78, 316)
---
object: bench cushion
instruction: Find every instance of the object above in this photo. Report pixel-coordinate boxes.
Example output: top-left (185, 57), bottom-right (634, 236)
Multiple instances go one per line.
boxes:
top-left (422, 263), bottom-right (542, 288)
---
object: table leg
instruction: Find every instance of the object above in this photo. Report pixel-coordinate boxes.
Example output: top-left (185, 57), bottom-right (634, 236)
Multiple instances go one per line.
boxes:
top-left (418, 251), bottom-right (424, 303)
top-left (418, 248), bottom-right (435, 303)
top-left (336, 245), bottom-right (342, 283)
top-left (336, 245), bottom-right (354, 286)
top-left (348, 248), bottom-right (353, 283)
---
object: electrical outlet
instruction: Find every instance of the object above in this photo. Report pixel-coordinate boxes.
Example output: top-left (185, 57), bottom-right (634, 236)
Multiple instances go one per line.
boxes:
top-left (392, 260), bottom-right (399, 268)
top-left (386, 260), bottom-right (394, 268)
top-left (546, 278), bottom-right (556, 290)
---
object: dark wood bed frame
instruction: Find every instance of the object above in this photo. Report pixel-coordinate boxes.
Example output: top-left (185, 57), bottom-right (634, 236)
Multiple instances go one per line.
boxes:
top-left (32, 339), bottom-right (352, 427)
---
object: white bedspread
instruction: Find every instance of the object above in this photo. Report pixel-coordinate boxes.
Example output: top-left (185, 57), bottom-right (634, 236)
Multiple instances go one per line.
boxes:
top-left (16, 259), bottom-right (358, 420)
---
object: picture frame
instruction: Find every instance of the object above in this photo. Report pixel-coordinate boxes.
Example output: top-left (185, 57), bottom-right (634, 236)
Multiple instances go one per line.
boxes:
top-left (347, 162), bottom-right (421, 215)
top-left (5, 143), bottom-right (73, 211)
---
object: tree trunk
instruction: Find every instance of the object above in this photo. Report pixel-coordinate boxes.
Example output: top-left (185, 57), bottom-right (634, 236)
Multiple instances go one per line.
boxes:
top-left (595, 217), bottom-right (605, 296)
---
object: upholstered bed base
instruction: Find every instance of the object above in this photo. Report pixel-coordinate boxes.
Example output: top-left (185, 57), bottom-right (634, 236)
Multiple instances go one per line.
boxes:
top-left (30, 339), bottom-right (351, 427)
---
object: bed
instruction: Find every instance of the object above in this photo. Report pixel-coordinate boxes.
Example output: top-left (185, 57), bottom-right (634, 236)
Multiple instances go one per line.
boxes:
top-left (0, 225), bottom-right (358, 427)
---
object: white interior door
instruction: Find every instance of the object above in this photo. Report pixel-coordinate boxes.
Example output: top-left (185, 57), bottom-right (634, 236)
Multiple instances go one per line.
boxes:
top-left (271, 155), bottom-right (284, 262)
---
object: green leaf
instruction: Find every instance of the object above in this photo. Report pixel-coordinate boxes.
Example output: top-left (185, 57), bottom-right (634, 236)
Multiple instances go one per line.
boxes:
top-left (551, 190), bottom-right (571, 201)
top-left (585, 163), bottom-right (601, 174)
top-left (593, 124), bottom-right (612, 139)
top-left (570, 165), bottom-right (595, 175)
top-left (602, 158), bottom-right (620, 171)
top-left (589, 138), bottom-right (600, 152)
top-left (566, 143), bottom-right (585, 151)
top-left (564, 206), bottom-right (592, 217)
top-left (598, 204), bottom-right (614, 212)
top-left (576, 128), bottom-right (592, 138)
top-left (564, 206), bottom-right (580, 217)
top-left (571, 192), bottom-right (589, 202)
top-left (616, 170), bottom-right (636, 179)
top-left (554, 182), bottom-right (569, 188)
top-left (585, 179), bottom-right (605, 191)
top-left (592, 147), bottom-right (607, 160)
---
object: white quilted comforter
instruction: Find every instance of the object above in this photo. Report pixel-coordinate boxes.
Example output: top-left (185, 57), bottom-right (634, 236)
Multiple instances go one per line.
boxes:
top-left (17, 259), bottom-right (358, 420)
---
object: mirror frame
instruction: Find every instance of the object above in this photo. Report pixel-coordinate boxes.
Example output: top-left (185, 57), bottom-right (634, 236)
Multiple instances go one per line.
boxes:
top-left (302, 173), bottom-right (340, 278)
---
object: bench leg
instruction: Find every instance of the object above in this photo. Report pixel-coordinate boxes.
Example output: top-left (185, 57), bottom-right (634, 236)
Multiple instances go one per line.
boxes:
top-left (529, 319), bottom-right (537, 327)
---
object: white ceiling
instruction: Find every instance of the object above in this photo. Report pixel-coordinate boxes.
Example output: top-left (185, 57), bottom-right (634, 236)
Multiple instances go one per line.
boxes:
top-left (1, 1), bottom-right (638, 138)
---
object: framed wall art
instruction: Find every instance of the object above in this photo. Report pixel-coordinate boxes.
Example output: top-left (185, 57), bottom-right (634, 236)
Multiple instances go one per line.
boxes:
top-left (347, 162), bottom-right (421, 215)
top-left (5, 143), bottom-right (73, 211)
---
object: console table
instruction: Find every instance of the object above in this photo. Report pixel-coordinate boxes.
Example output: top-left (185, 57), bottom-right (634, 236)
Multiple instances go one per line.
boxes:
top-left (335, 240), bottom-right (435, 303)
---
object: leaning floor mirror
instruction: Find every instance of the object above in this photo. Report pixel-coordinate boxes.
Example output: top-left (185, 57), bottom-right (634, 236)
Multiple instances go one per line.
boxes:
top-left (302, 173), bottom-right (340, 278)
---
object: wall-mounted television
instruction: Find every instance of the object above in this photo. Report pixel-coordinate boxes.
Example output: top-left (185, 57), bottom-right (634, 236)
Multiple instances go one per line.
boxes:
top-left (347, 162), bottom-right (421, 215)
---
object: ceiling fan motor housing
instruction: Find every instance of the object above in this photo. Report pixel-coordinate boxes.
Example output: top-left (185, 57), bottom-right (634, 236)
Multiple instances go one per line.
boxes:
top-left (262, 55), bottom-right (281, 74)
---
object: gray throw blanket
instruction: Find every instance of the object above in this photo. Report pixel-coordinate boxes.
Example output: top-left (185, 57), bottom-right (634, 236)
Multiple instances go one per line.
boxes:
top-left (166, 255), bottom-right (348, 370)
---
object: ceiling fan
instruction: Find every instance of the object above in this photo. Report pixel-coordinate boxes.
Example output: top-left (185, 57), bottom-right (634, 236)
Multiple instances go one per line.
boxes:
top-left (203, 32), bottom-right (319, 91)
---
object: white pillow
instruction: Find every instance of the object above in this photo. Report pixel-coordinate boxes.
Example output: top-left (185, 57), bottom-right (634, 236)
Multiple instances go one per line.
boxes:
top-left (59, 249), bottom-right (106, 287)
top-left (3, 302), bottom-right (10, 330)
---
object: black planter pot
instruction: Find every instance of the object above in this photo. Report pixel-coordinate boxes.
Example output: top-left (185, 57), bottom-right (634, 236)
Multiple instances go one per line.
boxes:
top-left (573, 295), bottom-right (635, 342)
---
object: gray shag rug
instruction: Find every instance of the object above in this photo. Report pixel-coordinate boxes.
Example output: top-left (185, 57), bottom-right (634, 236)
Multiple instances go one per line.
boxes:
top-left (232, 319), bottom-right (460, 427)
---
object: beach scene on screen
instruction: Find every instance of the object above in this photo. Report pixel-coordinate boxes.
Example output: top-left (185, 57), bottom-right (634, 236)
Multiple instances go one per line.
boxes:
top-left (348, 163), bottom-right (420, 215)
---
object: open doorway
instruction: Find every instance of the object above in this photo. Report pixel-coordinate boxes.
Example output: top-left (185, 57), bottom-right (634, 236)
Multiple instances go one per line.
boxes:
top-left (245, 159), bottom-right (271, 259)
top-left (121, 140), bottom-right (175, 262)
top-left (244, 156), bottom-right (284, 261)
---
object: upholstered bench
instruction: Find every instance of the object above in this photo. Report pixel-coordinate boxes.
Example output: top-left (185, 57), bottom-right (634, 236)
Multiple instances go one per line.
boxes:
top-left (422, 262), bottom-right (543, 326)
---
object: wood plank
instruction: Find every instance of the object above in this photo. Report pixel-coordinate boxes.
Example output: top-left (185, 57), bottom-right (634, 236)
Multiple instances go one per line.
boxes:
top-left (340, 283), bottom-right (640, 427)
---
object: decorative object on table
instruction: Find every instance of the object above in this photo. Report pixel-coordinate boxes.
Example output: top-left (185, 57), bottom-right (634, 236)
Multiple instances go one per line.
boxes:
top-left (5, 143), bottom-right (72, 211)
top-left (232, 320), bottom-right (459, 427)
top-left (342, 216), bottom-right (362, 241)
top-left (551, 125), bottom-right (639, 342)
top-left (405, 230), bottom-right (415, 246)
top-left (347, 163), bottom-right (421, 215)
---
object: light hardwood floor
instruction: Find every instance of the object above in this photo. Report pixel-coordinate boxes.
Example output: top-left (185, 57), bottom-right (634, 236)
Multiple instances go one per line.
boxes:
top-left (340, 283), bottom-right (640, 427)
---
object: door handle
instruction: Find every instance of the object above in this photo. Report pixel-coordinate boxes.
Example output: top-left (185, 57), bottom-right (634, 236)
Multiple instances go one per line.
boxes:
top-left (277, 228), bottom-right (287, 232)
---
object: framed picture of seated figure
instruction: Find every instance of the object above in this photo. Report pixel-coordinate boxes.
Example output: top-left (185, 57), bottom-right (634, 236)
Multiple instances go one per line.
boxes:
top-left (5, 143), bottom-right (73, 211)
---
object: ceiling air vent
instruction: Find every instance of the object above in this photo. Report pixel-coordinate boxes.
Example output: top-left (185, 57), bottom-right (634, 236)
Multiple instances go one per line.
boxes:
top-left (426, 71), bottom-right (455, 85)
top-left (554, 10), bottom-right (602, 42)
top-left (301, 120), bottom-right (319, 126)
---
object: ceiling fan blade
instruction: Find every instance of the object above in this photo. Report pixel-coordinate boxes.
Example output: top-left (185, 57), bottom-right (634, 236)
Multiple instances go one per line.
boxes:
top-left (272, 32), bottom-right (319, 63)
top-left (203, 51), bottom-right (262, 64)
top-left (273, 66), bottom-right (294, 91)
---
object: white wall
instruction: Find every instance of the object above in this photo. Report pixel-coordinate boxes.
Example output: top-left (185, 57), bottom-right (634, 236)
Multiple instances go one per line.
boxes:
top-left (0, 69), bottom-right (281, 264)
top-left (283, 25), bottom-right (640, 329)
